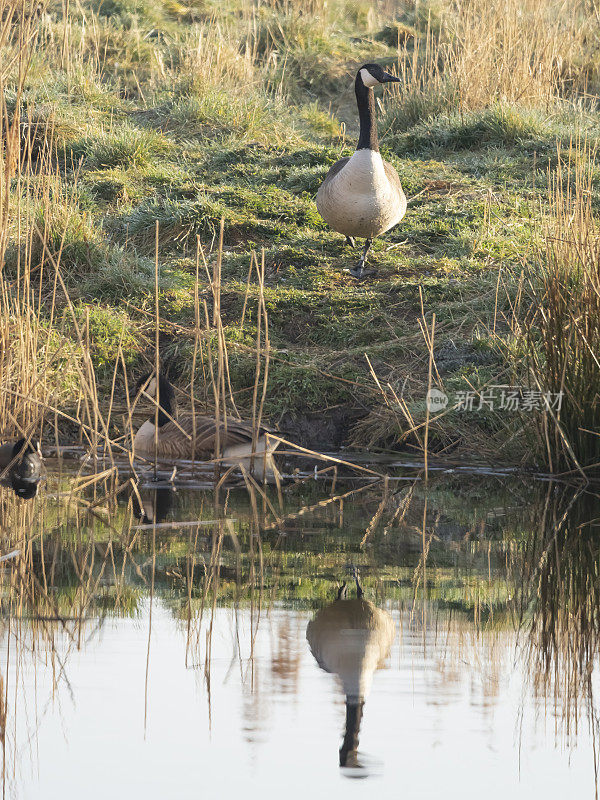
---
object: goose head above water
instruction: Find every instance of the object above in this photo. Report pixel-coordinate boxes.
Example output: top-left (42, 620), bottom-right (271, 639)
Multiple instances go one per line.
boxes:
top-left (316, 62), bottom-right (406, 280)
top-left (133, 371), bottom-right (183, 458)
top-left (306, 571), bottom-right (396, 774)
top-left (135, 373), bottom-right (177, 427)
top-left (357, 63), bottom-right (401, 88)
top-left (0, 438), bottom-right (43, 499)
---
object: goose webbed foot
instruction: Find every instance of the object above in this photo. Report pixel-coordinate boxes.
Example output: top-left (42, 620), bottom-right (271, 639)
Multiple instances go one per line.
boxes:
top-left (348, 264), bottom-right (375, 280)
top-left (348, 239), bottom-right (374, 280)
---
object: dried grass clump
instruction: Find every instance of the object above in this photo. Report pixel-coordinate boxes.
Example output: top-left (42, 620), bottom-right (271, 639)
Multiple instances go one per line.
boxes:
top-left (0, 0), bottom-right (102, 444)
top-left (384, 0), bottom-right (597, 133)
top-left (526, 143), bottom-right (600, 472)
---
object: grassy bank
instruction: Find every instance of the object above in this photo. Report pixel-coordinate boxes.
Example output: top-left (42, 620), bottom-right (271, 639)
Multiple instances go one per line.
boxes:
top-left (3, 0), bottom-right (600, 469)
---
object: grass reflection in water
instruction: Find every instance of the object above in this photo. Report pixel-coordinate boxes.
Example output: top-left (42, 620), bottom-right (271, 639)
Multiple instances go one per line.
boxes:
top-left (0, 464), bottom-right (599, 794)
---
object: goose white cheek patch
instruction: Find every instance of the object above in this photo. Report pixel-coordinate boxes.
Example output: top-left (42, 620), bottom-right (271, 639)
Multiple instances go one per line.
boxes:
top-left (359, 68), bottom-right (379, 87)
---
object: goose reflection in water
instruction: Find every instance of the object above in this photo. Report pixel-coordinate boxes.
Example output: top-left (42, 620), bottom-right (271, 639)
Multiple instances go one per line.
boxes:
top-left (306, 569), bottom-right (395, 775)
top-left (132, 485), bottom-right (175, 525)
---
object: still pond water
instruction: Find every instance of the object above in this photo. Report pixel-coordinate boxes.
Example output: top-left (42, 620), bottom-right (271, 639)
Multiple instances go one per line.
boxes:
top-left (1, 460), bottom-right (599, 798)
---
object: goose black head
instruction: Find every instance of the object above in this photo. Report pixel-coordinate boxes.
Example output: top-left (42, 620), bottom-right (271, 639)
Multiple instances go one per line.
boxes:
top-left (356, 63), bottom-right (401, 88)
top-left (135, 372), bottom-right (176, 402)
top-left (10, 439), bottom-right (42, 499)
top-left (135, 372), bottom-right (177, 426)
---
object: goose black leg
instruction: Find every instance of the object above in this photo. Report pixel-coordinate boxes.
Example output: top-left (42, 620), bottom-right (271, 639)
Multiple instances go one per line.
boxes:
top-left (337, 581), bottom-right (347, 600)
top-left (349, 239), bottom-right (373, 279)
top-left (345, 236), bottom-right (355, 248)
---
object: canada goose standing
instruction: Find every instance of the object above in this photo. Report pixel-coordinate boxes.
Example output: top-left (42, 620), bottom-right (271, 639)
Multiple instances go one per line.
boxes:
top-left (0, 438), bottom-right (43, 499)
top-left (306, 570), bottom-right (395, 770)
top-left (316, 63), bottom-right (406, 279)
top-left (133, 373), bottom-right (280, 480)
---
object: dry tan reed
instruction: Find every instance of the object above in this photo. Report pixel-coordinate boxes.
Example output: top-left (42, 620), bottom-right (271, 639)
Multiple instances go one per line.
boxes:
top-left (386, 0), bottom-right (597, 125)
top-left (525, 142), bottom-right (600, 471)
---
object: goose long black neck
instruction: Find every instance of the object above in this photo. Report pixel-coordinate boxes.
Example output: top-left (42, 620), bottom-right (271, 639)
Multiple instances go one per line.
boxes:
top-left (152, 376), bottom-right (176, 427)
top-left (156, 392), bottom-right (175, 427)
top-left (355, 77), bottom-right (379, 152)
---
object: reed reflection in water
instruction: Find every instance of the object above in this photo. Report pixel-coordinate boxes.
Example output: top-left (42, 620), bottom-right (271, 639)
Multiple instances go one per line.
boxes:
top-left (0, 465), bottom-right (598, 797)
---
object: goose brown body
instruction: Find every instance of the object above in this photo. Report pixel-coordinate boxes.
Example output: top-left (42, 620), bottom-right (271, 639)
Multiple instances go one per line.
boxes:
top-left (316, 150), bottom-right (406, 239)
top-left (306, 597), bottom-right (395, 701)
top-left (133, 373), bottom-right (279, 479)
top-left (134, 414), bottom-right (275, 461)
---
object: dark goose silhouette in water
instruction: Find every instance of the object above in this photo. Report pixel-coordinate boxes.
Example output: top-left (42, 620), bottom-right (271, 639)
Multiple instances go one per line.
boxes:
top-left (306, 570), bottom-right (395, 773)
top-left (132, 484), bottom-right (175, 525)
top-left (0, 438), bottom-right (43, 499)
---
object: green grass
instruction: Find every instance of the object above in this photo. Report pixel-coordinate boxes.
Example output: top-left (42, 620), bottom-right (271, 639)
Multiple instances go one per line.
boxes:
top-left (8, 0), bottom-right (600, 463)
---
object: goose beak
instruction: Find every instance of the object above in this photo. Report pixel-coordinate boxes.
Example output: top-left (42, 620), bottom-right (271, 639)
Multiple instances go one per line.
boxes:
top-left (382, 72), bottom-right (400, 83)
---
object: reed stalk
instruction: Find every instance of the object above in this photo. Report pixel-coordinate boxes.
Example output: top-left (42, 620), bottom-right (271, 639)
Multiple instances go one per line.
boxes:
top-left (526, 142), bottom-right (600, 471)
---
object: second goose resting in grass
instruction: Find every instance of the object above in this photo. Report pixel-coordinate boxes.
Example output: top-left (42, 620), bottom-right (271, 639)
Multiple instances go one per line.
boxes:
top-left (133, 374), bottom-right (280, 480)
top-left (316, 63), bottom-right (406, 279)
